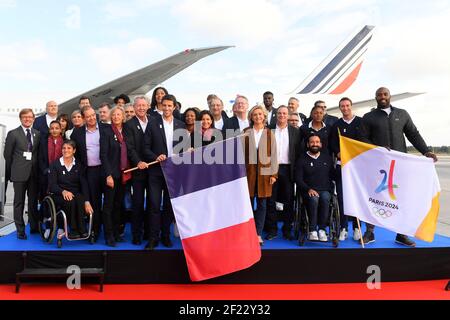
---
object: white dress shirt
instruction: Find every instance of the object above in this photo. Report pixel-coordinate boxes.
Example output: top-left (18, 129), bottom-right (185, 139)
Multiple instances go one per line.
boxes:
top-left (275, 125), bottom-right (290, 164)
top-left (163, 118), bottom-right (174, 157)
top-left (253, 128), bottom-right (263, 148)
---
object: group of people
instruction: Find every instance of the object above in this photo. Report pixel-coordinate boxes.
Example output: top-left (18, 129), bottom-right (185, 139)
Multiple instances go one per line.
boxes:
top-left (3, 86), bottom-right (437, 249)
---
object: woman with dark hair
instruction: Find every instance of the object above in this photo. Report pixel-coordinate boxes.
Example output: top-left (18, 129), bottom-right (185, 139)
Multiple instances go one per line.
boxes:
top-left (48, 140), bottom-right (93, 238)
top-left (150, 86), bottom-right (169, 111)
top-left (191, 110), bottom-right (222, 148)
top-left (243, 105), bottom-right (278, 245)
top-left (57, 114), bottom-right (72, 139)
top-left (149, 87), bottom-right (182, 120)
top-left (65, 110), bottom-right (84, 140)
top-left (39, 120), bottom-right (64, 197)
top-left (183, 107), bottom-right (199, 136)
top-left (100, 107), bottom-right (131, 247)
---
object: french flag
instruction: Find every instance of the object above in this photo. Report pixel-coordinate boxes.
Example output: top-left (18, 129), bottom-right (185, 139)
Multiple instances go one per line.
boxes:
top-left (161, 137), bottom-right (261, 281)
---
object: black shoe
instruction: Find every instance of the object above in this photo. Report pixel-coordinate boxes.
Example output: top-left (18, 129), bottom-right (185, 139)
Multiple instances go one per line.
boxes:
top-left (395, 234), bottom-right (416, 247)
top-left (283, 232), bottom-right (294, 241)
top-left (132, 236), bottom-right (142, 245)
top-left (17, 233), bottom-right (27, 240)
top-left (68, 232), bottom-right (81, 239)
top-left (161, 236), bottom-right (173, 248)
top-left (265, 233), bottom-right (278, 241)
top-left (79, 232), bottom-right (89, 238)
top-left (145, 239), bottom-right (158, 250)
top-left (106, 237), bottom-right (116, 247)
top-left (362, 231), bottom-right (375, 244)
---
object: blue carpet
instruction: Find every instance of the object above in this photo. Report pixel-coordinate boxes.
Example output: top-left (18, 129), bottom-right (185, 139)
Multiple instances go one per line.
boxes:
top-left (0, 223), bottom-right (449, 251)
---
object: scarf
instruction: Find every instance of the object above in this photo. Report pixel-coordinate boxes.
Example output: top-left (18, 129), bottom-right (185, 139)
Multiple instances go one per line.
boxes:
top-left (111, 124), bottom-right (131, 184)
top-left (48, 136), bottom-right (63, 164)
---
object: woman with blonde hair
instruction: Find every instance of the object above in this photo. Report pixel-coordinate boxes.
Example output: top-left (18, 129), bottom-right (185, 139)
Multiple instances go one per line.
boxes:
top-left (242, 105), bottom-right (278, 245)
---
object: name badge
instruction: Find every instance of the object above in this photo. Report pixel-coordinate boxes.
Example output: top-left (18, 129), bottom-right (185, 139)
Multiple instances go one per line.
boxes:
top-left (310, 162), bottom-right (313, 167)
top-left (63, 171), bottom-right (66, 175)
top-left (23, 152), bottom-right (32, 161)
top-left (343, 128), bottom-right (347, 133)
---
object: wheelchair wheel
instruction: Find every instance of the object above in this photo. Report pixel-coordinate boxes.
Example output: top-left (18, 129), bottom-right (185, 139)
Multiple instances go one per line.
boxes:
top-left (330, 195), bottom-right (340, 248)
top-left (39, 196), bottom-right (57, 243)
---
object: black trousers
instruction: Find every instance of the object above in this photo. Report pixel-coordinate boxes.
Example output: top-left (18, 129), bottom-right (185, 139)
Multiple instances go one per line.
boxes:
top-left (131, 179), bottom-right (150, 238)
top-left (53, 194), bottom-right (87, 235)
top-left (148, 174), bottom-right (174, 241)
top-left (13, 173), bottom-right (39, 234)
top-left (266, 165), bottom-right (295, 234)
top-left (103, 178), bottom-right (125, 240)
top-left (86, 166), bottom-right (104, 236)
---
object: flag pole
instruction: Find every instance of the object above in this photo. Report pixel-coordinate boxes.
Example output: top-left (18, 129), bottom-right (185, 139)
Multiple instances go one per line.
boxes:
top-left (123, 160), bottom-right (160, 174)
top-left (356, 218), bottom-right (365, 248)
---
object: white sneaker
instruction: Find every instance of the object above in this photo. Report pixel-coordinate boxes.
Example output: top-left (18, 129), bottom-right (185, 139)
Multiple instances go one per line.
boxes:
top-left (173, 223), bottom-right (180, 238)
top-left (339, 228), bottom-right (348, 241)
top-left (318, 229), bottom-right (328, 242)
top-left (44, 229), bottom-right (50, 239)
top-left (308, 231), bottom-right (319, 241)
top-left (57, 228), bottom-right (65, 239)
top-left (353, 228), bottom-right (361, 241)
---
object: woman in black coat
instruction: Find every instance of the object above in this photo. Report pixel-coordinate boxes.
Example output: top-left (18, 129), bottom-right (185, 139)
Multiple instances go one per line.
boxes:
top-left (48, 140), bottom-right (93, 238)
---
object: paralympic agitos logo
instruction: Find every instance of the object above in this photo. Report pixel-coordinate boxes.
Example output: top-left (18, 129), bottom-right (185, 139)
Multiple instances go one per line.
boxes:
top-left (375, 160), bottom-right (399, 201)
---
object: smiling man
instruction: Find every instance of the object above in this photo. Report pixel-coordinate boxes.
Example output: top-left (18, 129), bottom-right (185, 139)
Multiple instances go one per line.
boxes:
top-left (361, 87), bottom-right (438, 247)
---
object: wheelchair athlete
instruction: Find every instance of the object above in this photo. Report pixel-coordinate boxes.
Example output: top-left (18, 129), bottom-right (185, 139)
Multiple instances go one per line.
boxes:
top-left (48, 140), bottom-right (93, 238)
top-left (295, 133), bottom-right (335, 242)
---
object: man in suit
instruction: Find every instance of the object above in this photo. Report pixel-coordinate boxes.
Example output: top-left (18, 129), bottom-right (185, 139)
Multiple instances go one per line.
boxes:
top-left (265, 106), bottom-right (301, 240)
top-left (4, 109), bottom-right (40, 239)
top-left (263, 91), bottom-right (277, 127)
top-left (207, 94), bottom-right (228, 130)
top-left (143, 94), bottom-right (188, 250)
top-left (222, 95), bottom-right (250, 137)
top-left (123, 96), bottom-right (151, 245)
top-left (287, 97), bottom-right (307, 126)
top-left (70, 106), bottom-right (109, 242)
top-left (33, 101), bottom-right (59, 137)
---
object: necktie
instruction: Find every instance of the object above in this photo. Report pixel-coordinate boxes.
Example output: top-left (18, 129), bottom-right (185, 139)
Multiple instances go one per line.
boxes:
top-left (26, 129), bottom-right (32, 152)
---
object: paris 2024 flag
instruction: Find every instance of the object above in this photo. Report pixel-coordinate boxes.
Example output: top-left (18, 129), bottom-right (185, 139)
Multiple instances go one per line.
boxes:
top-left (161, 136), bottom-right (261, 281)
top-left (340, 135), bottom-right (441, 242)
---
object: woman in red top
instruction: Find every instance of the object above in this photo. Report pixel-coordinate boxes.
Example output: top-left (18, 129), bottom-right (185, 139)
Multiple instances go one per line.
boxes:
top-left (38, 120), bottom-right (64, 197)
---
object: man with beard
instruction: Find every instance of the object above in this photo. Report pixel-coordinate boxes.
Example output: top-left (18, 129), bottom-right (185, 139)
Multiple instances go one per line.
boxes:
top-left (295, 134), bottom-right (334, 242)
top-left (361, 87), bottom-right (437, 247)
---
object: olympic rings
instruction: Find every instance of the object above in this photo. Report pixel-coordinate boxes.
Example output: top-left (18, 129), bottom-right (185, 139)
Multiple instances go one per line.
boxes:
top-left (372, 207), bottom-right (393, 218)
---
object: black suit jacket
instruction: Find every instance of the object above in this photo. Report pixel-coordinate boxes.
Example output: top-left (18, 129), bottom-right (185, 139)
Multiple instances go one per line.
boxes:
top-left (123, 116), bottom-right (150, 181)
top-left (4, 126), bottom-right (40, 182)
top-left (70, 123), bottom-right (110, 171)
top-left (267, 108), bottom-right (278, 128)
top-left (100, 125), bottom-right (126, 180)
top-left (143, 116), bottom-right (188, 176)
top-left (48, 159), bottom-right (89, 198)
top-left (33, 114), bottom-right (50, 136)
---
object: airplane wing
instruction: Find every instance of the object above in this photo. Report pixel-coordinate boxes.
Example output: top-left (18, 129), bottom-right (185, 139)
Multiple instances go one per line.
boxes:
top-left (327, 92), bottom-right (425, 116)
top-left (58, 46), bottom-right (233, 115)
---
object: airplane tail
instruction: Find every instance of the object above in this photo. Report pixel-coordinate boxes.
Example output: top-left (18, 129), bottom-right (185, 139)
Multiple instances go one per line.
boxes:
top-left (292, 25), bottom-right (375, 95)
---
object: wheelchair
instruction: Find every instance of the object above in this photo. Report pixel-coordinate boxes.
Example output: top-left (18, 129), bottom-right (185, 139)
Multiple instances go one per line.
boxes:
top-left (293, 188), bottom-right (340, 248)
top-left (38, 195), bottom-right (95, 248)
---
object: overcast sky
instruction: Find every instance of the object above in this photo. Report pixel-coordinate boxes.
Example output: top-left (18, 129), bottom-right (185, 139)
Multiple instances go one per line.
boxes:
top-left (1, 0), bottom-right (449, 145)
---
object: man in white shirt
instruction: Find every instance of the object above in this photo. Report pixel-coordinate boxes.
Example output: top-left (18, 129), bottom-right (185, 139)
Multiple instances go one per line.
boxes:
top-left (207, 94), bottom-right (228, 130)
top-left (143, 94), bottom-right (188, 250)
top-left (223, 95), bottom-right (250, 137)
top-left (265, 106), bottom-right (301, 241)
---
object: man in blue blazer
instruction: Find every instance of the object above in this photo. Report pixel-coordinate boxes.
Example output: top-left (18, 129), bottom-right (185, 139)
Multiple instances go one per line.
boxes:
top-left (143, 94), bottom-right (189, 250)
top-left (33, 101), bottom-right (58, 137)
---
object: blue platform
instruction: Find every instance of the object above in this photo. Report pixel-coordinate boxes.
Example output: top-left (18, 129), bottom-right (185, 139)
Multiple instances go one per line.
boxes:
top-left (0, 223), bottom-right (449, 251)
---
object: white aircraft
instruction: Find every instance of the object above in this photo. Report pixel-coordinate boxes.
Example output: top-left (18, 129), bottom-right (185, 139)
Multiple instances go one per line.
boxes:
top-left (290, 25), bottom-right (423, 115)
top-left (0, 46), bottom-right (232, 130)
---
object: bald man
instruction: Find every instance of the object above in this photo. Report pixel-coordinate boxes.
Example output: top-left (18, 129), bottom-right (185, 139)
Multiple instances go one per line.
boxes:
top-left (33, 100), bottom-right (58, 136)
top-left (361, 87), bottom-right (437, 247)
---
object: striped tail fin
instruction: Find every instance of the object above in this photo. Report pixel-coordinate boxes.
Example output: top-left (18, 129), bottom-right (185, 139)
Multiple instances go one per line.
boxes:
top-left (295, 25), bottom-right (375, 95)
